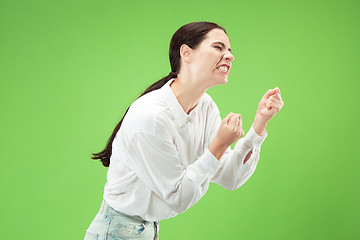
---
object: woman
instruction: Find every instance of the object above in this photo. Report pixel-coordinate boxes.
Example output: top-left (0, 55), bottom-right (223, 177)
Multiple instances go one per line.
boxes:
top-left (84, 21), bottom-right (284, 240)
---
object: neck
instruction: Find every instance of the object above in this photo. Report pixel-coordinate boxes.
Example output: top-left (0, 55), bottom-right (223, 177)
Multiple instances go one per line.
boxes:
top-left (169, 75), bottom-right (208, 115)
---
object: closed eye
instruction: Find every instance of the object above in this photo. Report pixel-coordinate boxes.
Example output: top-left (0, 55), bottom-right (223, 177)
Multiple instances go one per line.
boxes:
top-left (215, 46), bottom-right (222, 50)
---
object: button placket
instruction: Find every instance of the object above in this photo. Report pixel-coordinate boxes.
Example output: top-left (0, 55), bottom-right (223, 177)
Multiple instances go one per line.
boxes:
top-left (185, 117), bottom-right (194, 160)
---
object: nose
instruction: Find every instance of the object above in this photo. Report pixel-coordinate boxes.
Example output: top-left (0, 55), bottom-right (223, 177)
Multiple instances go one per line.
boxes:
top-left (224, 51), bottom-right (235, 62)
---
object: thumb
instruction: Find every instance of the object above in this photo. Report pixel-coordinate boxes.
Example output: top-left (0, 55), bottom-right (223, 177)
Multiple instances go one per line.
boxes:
top-left (263, 88), bottom-right (278, 100)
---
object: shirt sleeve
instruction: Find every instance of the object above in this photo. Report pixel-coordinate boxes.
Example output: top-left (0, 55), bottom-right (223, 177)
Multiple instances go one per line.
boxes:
top-left (121, 124), bottom-right (221, 214)
top-left (208, 103), bottom-right (268, 190)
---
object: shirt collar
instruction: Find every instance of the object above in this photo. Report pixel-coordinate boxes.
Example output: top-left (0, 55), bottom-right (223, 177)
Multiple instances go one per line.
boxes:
top-left (162, 78), bottom-right (204, 128)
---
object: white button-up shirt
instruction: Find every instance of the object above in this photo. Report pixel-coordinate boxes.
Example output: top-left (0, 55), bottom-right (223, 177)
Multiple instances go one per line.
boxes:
top-left (104, 78), bottom-right (268, 221)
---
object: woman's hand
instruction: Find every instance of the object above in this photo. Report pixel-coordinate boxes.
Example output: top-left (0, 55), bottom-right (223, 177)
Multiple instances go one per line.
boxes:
top-left (209, 113), bottom-right (244, 160)
top-left (252, 87), bottom-right (284, 136)
top-left (256, 87), bottom-right (284, 122)
top-left (219, 112), bottom-right (245, 146)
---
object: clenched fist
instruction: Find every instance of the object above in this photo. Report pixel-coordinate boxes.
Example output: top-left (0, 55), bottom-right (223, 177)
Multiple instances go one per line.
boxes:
top-left (209, 112), bottom-right (245, 160)
top-left (256, 87), bottom-right (284, 122)
top-left (217, 112), bottom-right (245, 147)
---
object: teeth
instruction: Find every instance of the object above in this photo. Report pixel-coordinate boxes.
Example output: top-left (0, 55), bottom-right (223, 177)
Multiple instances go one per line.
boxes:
top-left (218, 66), bottom-right (228, 72)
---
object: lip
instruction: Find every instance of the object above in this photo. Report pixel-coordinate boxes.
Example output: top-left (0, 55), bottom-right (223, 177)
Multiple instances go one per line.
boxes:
top-left (216, 64), bottom-right (231, 74)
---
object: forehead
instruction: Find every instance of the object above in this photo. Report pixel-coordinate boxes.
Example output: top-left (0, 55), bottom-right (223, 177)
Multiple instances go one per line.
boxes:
top-left (202, 28), bottom-right (230, 46)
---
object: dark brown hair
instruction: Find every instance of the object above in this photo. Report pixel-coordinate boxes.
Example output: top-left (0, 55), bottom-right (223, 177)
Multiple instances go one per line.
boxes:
top-left (92, 21), bottom-right (227, 167)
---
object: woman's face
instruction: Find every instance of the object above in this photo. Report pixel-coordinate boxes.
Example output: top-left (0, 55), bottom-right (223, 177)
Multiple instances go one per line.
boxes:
top-left (187, 28), bottom-right (235, 87)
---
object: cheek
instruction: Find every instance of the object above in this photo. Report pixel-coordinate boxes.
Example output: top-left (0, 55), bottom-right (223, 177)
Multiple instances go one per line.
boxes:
top-left (198, 52), bottom-right (219, 69)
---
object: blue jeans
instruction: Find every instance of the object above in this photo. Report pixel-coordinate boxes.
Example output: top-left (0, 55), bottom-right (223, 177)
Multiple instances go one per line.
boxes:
top-left (84, 200), bottom-right (159, 240)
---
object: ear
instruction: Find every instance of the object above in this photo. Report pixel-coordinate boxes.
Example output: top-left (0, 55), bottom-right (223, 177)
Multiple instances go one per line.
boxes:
top-left (180, 44), bottom-right (192, 63)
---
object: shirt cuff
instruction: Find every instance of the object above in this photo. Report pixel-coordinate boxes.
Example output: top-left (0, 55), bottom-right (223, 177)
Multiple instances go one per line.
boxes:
top-left (197, 149), bottom-right (221, 177)
top-left (235, 124), bottom-right (268, 150)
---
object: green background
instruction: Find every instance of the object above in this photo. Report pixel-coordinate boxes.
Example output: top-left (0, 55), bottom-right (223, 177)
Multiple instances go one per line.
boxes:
top-left (1, 0), bottom-right (359, 239)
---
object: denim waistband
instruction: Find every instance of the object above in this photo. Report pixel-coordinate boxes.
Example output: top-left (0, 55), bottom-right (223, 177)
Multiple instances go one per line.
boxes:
top-left (99, 199), bottom-right (157, 225)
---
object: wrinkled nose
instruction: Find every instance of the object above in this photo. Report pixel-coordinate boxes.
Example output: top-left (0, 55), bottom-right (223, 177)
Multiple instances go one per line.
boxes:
top-left (224, 51), bottom-right (235, 62)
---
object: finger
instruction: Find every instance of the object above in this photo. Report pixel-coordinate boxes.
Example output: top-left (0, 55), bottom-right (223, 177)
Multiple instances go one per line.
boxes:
top-left (269, 95), bottom-right (277, 102)
top-left (277, 87), bottom-right (281, 95)
top-left (268, 101), bottom-right (280, 112)
top-left (229, 113), bottom-right (241, 125)
top-left (269, 97), bottom-right (281, 106)
top-left (239, 117), bottom-right (243, 135)
top-left (228, 114), bottom-right (240, 129)
top-left (274, 87), bottom-right (280, 94)
top-left (273, 98), bottom-right (284, 110)
top-left (266, 99), bottom-right (280, 111)
top-left (263, 88), bottom-right (278, 100)
top-left (240, 128), bottom-right (245, 137)
top-left (223, 112), bottom-right (236, 124)
top-left (234, 117), bottom-right (240, 131)
top-left (239, 115), bottom-right (243, 129)
top-left (266, 99), bottom-right (272, 109)
top-left (271, 93), bottom-right (281, 101)
top-left (271, 95), bottom-right (284, 109)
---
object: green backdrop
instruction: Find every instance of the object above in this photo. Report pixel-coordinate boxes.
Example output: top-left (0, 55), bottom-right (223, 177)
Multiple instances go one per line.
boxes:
top-left (1, 0), bottom-right (359, 239)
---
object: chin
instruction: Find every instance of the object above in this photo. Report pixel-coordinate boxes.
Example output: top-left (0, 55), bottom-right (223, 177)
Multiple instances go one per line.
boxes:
top-left (218, 76), bottom-right (229, 85)
top-left (207, 75), bottom-right (229, 88)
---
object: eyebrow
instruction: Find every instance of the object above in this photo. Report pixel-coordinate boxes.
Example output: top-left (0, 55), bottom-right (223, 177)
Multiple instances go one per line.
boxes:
top-left (212, 41), bottom-right (231, 52)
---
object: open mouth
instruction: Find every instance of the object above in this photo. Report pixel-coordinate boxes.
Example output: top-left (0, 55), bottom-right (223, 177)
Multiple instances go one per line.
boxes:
top-left (216, 65), bottom-right (229, 74)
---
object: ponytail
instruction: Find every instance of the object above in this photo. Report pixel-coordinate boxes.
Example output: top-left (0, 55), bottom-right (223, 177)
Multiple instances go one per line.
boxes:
top-left (91, 72), bottom-right (177, 167)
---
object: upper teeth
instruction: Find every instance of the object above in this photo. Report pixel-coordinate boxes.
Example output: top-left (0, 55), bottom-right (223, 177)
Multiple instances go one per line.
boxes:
top-left (218, 66), bottom-right (228, 72)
